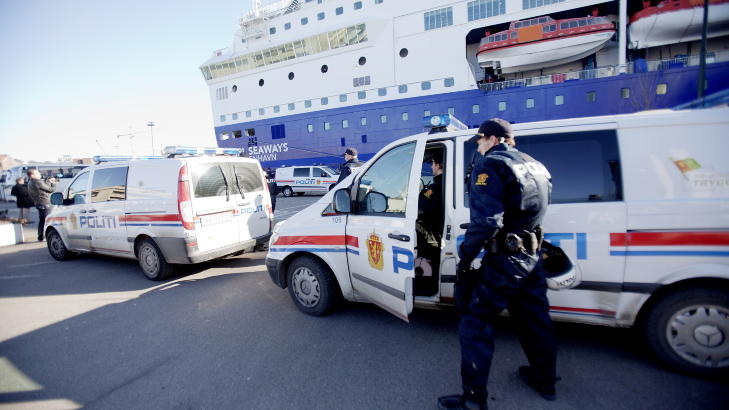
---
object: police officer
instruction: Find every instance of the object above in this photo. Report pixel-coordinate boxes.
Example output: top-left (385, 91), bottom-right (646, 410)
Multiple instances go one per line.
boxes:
top-left (438, 119), bottom-right (557, 410)
top-left (418, 153), bottom-right (445, 242)
top-left (336, 147), bottom-right (362, 185)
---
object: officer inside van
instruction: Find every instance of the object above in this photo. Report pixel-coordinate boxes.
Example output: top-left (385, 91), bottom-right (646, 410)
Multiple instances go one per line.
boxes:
top-left (438, 119), bottom-right (557, 410)
top-left (415, 150), bottom-right (445, 295)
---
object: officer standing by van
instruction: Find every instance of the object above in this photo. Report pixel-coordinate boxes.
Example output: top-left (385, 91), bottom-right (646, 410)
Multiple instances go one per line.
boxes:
top-left (336, 147), bottom-right (362, 185)
top-left (438, 119), bottom-right (557, 410)
top-left (27, 168), bottom-right (57, 242)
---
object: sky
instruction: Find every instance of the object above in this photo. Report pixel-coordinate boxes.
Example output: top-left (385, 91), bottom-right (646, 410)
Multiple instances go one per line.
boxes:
top-left (0, 0), bottom-right (254, 162)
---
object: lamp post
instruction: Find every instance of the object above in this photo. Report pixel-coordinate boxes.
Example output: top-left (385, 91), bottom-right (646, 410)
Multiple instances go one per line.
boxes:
top-left (147, 121), bottom-right (155, 155)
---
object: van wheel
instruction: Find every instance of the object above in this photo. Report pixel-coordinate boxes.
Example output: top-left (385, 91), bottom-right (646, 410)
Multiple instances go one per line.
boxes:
top-left (46, 229), bottom-right (75, 261)
top-left (137, 238), bottom-right (173, 281)
top-left (644, 287), bottom-right (729, 377)
top-left (287, 256), bottom-right (338, 316)
top-left (282, 186), bottom-right (294, 197)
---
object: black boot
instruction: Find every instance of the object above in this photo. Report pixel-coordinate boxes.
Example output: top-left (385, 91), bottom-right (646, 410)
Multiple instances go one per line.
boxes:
top-left (518, 366), bottom-right (556, 401)
top-left (437, 394), bottom-right (486, 410)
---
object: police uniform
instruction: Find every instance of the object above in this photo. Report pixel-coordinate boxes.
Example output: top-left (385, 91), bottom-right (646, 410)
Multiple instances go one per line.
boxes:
top-left (439, 119), bottom-right (557, 410)
top-left (337, 147), bottom-right (363, 185)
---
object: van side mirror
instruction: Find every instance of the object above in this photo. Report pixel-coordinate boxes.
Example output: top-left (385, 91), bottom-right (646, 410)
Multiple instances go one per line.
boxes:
top-left (73, 194), bottom-right (86, 205)
top-left (50, 192), bottom-right (63, 206)
top-left (364, 191), bottom-right (387, 213)
top-left (332, 189), bottom-right (351, 213)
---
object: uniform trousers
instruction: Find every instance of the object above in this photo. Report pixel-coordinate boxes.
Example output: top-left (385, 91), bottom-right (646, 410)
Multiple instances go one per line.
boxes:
top-left (459, 255), bottom-right (557, 396)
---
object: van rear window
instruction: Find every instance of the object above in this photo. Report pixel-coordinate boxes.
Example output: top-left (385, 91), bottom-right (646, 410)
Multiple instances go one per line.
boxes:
top-left (232, 163), bottom-right (264, 193)
top-left (192, 164), bottom-right (228, 198)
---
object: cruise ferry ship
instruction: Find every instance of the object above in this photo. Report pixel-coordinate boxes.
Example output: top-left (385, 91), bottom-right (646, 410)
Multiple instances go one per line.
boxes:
top-left (200, 0), bottom-right (729, 167)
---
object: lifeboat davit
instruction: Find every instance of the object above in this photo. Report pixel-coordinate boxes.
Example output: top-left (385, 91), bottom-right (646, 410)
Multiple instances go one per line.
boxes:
top-left (476, 15), bottom-right (615, 74)
top-left (629, 0), bottom-right (729, 49)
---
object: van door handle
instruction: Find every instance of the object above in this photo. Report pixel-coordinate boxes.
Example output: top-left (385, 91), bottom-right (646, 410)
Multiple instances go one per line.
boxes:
top-left (460, 223), bottom-right (470, 229)
top-left (88, 209), bottom-right (97, 213)
top-left (79, 210), bottom-right (87, 214)
top-left (388, 233), bottom-right (410, 242)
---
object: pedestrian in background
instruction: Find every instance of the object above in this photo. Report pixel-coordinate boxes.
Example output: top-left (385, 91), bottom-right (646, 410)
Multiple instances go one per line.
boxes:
top-left (266, 168), bottom-right (277, 212)
top-left (438, 119), bottom-right (557, 410)
top-left (27, 169), bottom-right (57, 242)
top-left (336, 147), bottom-right (362, 185)
top-left (10, 177), bottom-right (34, 224)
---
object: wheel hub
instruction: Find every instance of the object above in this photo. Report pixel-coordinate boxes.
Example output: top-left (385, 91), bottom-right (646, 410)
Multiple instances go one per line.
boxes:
top-left (292, 267), bottom-right (319, 307)
top-left (667, 304), bottom-right (729, 368)
top-left (693, 325), bottom-right (724, 348)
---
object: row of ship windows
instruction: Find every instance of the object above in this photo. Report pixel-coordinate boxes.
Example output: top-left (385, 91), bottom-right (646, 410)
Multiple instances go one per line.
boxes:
top-left (218, 84), bottom-right (670, 125)
top-left (219, 78), bottom-right (456, 122)
top-left (268, 0), bottom-right (381, 35)
top-left (429, 0), bottom-right (563, 31)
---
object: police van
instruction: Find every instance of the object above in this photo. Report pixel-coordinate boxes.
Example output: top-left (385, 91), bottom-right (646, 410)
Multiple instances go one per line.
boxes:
top-left (46, 147), bottom-right (274, 280)
top-left (275, 165), bottom-right (339, 196)
top-left (266, 108), bottom-right (729, 376)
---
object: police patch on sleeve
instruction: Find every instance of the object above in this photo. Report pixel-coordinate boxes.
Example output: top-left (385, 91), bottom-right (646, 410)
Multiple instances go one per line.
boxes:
top-left (475, 173), bottom-right (489, 186)
top-left (424, 189), bottom-right (433, 198)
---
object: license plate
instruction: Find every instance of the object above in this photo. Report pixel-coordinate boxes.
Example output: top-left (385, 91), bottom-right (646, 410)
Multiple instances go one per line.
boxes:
top-left (200, 212), bottom-right (233, 226)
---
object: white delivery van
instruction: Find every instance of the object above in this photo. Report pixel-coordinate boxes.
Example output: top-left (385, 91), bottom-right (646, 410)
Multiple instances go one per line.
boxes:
top-left (266, 109), bottom-right (729, 376)
top-left (46, 147), bottom-right (273, 280)
top-left (275, 165), bottom-right (339, 196)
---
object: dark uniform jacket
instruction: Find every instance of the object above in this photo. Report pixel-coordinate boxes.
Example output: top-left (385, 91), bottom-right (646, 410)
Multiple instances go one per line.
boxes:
top-left (459, 143), bottom-right (551, 276)
top-left (418, 173), bottom-right (444, 241)
top-left (337, 158), bottom-right (363, 185)
top-left (11, 183), bottom-right (34, 208)
top-left (28, 178), bottom-right (56, 206)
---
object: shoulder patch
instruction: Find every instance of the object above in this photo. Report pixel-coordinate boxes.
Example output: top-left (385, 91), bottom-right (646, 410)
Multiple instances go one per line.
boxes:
top-left (475, 173), bottom-right (488, 186)
top-left (424, 189), bottom-right (433, 198)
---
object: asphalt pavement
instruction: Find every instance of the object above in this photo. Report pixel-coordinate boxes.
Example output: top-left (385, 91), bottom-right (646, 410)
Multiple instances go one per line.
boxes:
top-left (0, 197), bottom-right (727, 409)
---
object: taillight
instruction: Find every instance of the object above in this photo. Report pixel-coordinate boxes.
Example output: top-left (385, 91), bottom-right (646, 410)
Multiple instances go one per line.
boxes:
top-left (178, 165), bottom-right (194, 230)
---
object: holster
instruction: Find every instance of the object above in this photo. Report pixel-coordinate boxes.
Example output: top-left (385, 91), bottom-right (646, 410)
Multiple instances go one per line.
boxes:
top-left (491, 226), bottom-right (544, 256)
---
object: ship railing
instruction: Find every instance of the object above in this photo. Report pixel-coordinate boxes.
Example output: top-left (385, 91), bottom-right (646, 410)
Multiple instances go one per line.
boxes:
top-left (241, 0), bottom-right (301, 22)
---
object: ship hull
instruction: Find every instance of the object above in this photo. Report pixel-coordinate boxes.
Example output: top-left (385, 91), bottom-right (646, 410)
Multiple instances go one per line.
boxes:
top-left (629, 2), bottom-right (729, 49)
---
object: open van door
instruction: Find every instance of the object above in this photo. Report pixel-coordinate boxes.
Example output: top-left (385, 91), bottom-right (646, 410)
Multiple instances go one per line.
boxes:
top-left (345, 140), bottom-right (424, 321)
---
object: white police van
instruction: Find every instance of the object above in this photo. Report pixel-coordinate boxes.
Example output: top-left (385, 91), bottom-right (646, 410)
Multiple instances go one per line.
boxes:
top-left (275, 165), bottom-right (339, 196)
top-left (46, 147), bottom-right (273, 280)
top-left (266, 109), bottom-right (729, 376)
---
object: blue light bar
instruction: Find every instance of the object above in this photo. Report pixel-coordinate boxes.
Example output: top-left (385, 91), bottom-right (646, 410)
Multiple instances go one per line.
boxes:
top-left (93, 155), bottom-right (165, 163)
top-left (163, 146), bottom-right (243, 157)
top-left (422, 114), bottom-right (468, 131)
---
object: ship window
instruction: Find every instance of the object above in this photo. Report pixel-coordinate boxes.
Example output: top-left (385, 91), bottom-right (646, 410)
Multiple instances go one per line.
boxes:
top-left (288, 72), bottom-right (295, 80)
top-left (321, 97), bottom-right (329, 105)
top-left (421, 81), bottom-right (431, 90)
top-left (402, 112), bottom-right (409, 121)
top-left (342, 119), bottom-right (349, 129)
top-left (321, 64), bottom-right (328, 73)
top-left (656, 84), bottom-right (667, 95)
top-left (376, 0), bottom-right (384, 3)
top-left (234, 130), bottom-right (242, 139)
top-left (448, 107), bottom-right (455, 116)
top-left (285, 22), bottom-right (291, 30)
top-left (358, 56), bottom-right (366, 66)
top-left (555, 95), bottom-right (564, 105)
top-left (340, 138), bottom-right (346, 147)
top-left (340, 94), bottom-right (348, 102)
top-left (336, 7), bottom-right (343, 15)
top-left (539, 17), bottom-right (547, 23)
top-left (498, 101), bottom-right (506, 111)
top-left (232, 113), bottom-right (238, 120)
top-left (246, 111), bottom-right (251, 118)
top-left (586, 91), bottom-right (596, 102)
top-left (358, 91), bottom-right (366, 100)
top-left (245, 128), bottom-right (255, 137)
top-left (361, 134), bottom-right (367, 143)
top-left (270, 27), bottom-right (276, 35)
top-left (472, 104), bottom-right (480, 113)
top-left (424, 7), bottom-right (453, 31)
top-left (378, 88), bottom-right (387, 96)
top-left (271, 124), bottom-right (286, 140)
top-left (258, 78), bottom-right (264, 87)
top-left (354, 1), bottom-right (362, 10)
top-left (560, 22), bottom-right (568, 29)
top-left (381, 115), bottom-right (388, 123)
top-left (324, 122), bottom-right (331, 130)
top-left (468, 0), bottom-right (506, 21)
top-left (232, 85), bottom-right (237, 92)
top-left (578, 20), bottom-right (587, 27)
top-left (399, 84), bottom-right (408, 94)
top-left (307, 124), bottom-right (314, 133)
top-left (515, 22), bottom-right (521, 28)
top-left (424, 110), bottom-right (431, 117)
top-left (305, 100), bottom-right (312, 108)
top-left (548, 25), bottom-right (556, 32)
top-left (220, 132), bottom-right (230, 140)
top-left (288, 103), bottom-right (295, 111)
top-left (259, 108), bottom-right (265, 115)
top-left (274, 105), bottom-right (280, 113)
top-left (444, 77), bottom-right (455, 87)
top-left (511, 31), bottom-right (517, 39)
top-left (526, 98), bottom-right (535, 108)
top-left (621, 88), bottom-right (630, 99)
top-left (301, 17), bottom-right (308, 25)
top-left (361, 117), bottom-right (367, 126)
top-left (399, 48), bottom-right (408, 58)
top-left (317, 12), bottom-right (325, 20)
top-left (220, 115), bottom-right (226, 122)
top-left (569, 21), bottom-right (578, 28)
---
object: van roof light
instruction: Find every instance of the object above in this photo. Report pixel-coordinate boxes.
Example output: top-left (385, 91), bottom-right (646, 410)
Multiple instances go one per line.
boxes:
top-left (423, 114), bottom-right (468, 134)
top-left (163, 146), bottom-right (244, 157)
top-left (93, 155), bottom-right (165, 163)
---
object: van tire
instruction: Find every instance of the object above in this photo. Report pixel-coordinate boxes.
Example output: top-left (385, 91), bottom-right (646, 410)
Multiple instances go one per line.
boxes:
top-left (46, 229), bottom-right (75, 261)
top-left (282, 186), bottom-right (294, 197)
top-left (287, 256), bottom-right (338, 316)
top-left (137, 238), bottom-right (173, 281)
top-left (644, 287), bottom-right (729, 377)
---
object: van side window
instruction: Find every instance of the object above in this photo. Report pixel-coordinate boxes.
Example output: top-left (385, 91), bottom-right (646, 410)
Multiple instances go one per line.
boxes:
top-left (90, 167), bottom-right (128, 202)
top-left (232, 163), bottom-right (264, 193)
top-left (192, 164), bottom-right (228, 198)
top-left (312, 167), bottom-right (328, 177)
top-left (293, 168), bottom-right (310, 177)
top-left (355, 142), bottom-right (416, 216)
top-left (519, 130), bottom-right (622, 203)
top-left (68, 171), bottom-right (90, 203)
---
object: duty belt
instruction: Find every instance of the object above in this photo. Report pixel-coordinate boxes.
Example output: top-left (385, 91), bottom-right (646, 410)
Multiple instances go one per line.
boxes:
top-left (489, 227), bottom-right (543, 255)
